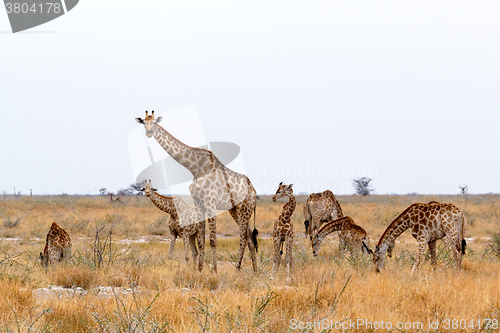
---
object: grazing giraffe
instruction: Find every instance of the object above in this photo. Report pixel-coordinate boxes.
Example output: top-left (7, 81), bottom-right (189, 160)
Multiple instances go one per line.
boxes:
top-left (140, 180), bottom-right (204, 269)
top-left (39, 222), bottom-right (72, 267)
top-left (365, 202), bottom-right (466, 273)
top-left (384, 201), bottom-right (441, 259)
top-left (303, 190), bottom-right (343, 251)
top-left (271, 182), bottom-right (295, 278)
top-left (136, 111), bottom-right (258, 273)
top-left (312, 216), bottom-right (369, 257)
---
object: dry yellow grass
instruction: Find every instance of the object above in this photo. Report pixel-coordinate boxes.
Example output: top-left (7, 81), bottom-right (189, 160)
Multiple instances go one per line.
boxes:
top-left (0, 194), bottom-right (499, 332)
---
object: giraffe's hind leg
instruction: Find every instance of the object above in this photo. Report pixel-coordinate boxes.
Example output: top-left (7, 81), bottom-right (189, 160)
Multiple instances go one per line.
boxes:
top-left (442, 235), bottom-right (462, 270)
top-left (428, 240), bottom-right (437, 266)
top-left (285, 235), bottom-right (293, 278)
top-left (272, 236), bottom-right (282, 278)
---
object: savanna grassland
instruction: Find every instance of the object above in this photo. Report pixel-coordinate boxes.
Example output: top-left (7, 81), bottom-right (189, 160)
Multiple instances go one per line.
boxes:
top-left (0, 194), bottom-right (499, 332)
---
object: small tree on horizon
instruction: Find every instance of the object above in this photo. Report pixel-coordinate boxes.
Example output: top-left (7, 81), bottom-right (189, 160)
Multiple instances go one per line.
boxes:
top-left (353, 177), bottom-right (373, 196)
top-left (459, 185), bottom-right (468, 195)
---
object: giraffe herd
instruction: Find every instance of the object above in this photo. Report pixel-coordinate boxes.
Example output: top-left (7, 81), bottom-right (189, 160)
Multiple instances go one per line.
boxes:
top-left (39, 110), bottom-right (468, 277)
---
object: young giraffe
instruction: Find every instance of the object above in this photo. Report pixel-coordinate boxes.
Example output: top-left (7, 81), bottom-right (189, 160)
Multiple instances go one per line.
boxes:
top-left (136, 111), bottom-right (258, 273)
top-left (366, 202), bottom-right (466, 273)
top-left (312, 216), bottom-right (369, 257)
top-left (303, 190), bottom-right (343, 251)
top-left (140, 180), bottom-right (204, 269)
top-left (39, 222), bottom-right (72, 267)
top-left (271, 182), bottom-right (295, 278)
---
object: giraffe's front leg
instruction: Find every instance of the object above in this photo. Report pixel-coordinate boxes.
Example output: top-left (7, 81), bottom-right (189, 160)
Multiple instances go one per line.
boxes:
top-left (194, 200), bottom-right (206, 272)
top-left (411, 240), bottom-right (427, 274)
top-left (168, 233), bottom-right (177, 258)
top-left (189, 234), bottom-right (198, 268)
top-left (207, 215), bottom-right (217, 273)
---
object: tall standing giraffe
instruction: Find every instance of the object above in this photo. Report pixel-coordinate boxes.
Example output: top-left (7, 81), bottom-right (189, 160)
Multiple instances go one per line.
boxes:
top-left (140, 180), bottom-right (204, 269)
top-left (271, 182), bottom-right (295, 278)
top-left (365, 202), bottom-right (466, 273)
top-left (136, 111), bottom-right (258, 272)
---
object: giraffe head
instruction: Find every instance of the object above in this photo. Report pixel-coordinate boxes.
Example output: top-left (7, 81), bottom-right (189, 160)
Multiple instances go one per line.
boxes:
top-left (39, 252), bottom-right (48, 267)
top-left (363, 243), bottom-right (386, 272)
top-left (139, 180), bottom-right (157, 197)
top-left (135, 110), bottom-right (163, 138)
top-left (272, 182), bottom-right (293, 202)
top-left (312, 234), bottom-right (321, 257)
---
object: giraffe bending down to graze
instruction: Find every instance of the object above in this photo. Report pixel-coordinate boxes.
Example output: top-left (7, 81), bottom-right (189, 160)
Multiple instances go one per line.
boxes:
top-left (136, 111), bottom-right (258, 273)
top-left (271, 183), bottom-right (295, 278)
top-left (140, 180), bottom-right (204, 269)
top-left (364, 202), bottom-right (466, 273)
top-left (39, 222), bottom-right (72, 267)
top-left (303, 190), bottom-right (344, 252)
top-left (312, 216), bottom-right (369, 257)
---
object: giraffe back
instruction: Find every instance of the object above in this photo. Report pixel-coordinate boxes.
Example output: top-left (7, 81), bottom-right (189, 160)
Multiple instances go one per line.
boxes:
top-left (303, 190), bottom-right (343, 243)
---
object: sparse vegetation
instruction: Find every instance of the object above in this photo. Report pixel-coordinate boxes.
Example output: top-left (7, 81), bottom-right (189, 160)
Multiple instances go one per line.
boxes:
top-left (0, 194), bottom-right (499, 331)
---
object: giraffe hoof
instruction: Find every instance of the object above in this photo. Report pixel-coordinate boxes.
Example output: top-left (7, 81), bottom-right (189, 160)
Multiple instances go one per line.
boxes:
top-left (312, 251), bottom-right (317, 257)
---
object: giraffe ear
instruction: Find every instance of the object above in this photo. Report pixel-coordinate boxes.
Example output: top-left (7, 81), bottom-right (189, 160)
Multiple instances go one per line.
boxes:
top-left (155, 116), bottom-right (163, 124)
top-left (279, 182), bottom-right (283, 186)
top-left (139, 188), bottom-right (145, 191)
top-left (152, 188), bottom-right (158, 191)
top-left (136, 117), bottom-right (144, 124)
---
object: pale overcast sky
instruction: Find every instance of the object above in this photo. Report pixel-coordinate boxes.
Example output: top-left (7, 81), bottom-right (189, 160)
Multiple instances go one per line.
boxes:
top-left (1, 1), bottom-right (499, 195)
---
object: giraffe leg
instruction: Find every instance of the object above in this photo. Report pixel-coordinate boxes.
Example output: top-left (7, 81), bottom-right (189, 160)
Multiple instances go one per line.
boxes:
top-left (207, 215), bottom-right (217, 273)
top-left (411, 240), bottom-right (427, 274)
top-left (443, 235), bottom-right (462, 270)
top-left (428, 240), bottom-right (437, 267)
top-left (182, 234), bottom-right (190, 262)
top-left (168, 234), bottom-right (177, 258)
top-left (272, 237), bottom-right (281, 279)
top-left (189, 234), bottom-right (198, 269)
top-left (285, 235), bottom-right (293, 278)
top-left (194, 200), bottom-right (206, 272)
top-left (197, 224), bottom-right (205, 272)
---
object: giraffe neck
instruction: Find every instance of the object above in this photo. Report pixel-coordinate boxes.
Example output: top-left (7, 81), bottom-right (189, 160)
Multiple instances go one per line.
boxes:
top-left (316, 217), bottom-right (349, 242)
top-left (152, 124), bottom-right (214, 178)
top-left (148, 191), bottom-right (178, 218)
top-left (280, 194), bottom-right (296, 223)
top-left (377, 209), bottom-right (412, 252)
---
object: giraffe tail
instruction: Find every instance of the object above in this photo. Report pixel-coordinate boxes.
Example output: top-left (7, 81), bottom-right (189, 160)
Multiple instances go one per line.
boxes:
top-left (461, 239), bottom-right (467, 255)
top-left (252, 205), bottom-right (259, 253)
